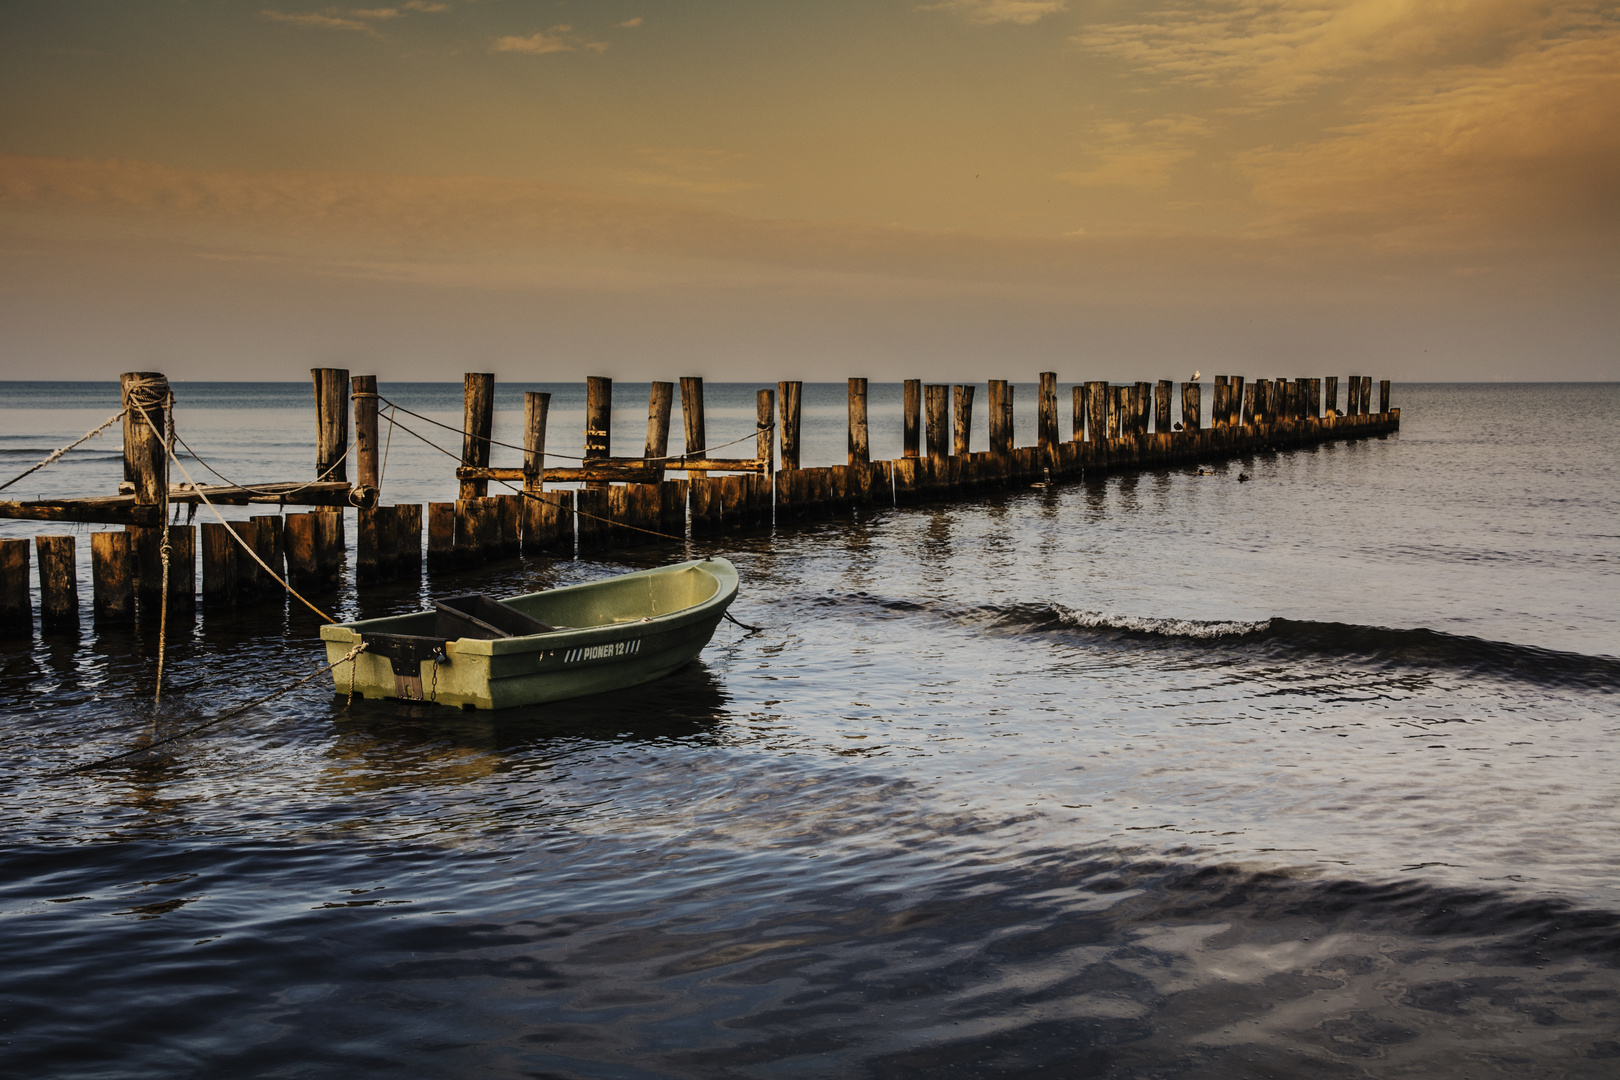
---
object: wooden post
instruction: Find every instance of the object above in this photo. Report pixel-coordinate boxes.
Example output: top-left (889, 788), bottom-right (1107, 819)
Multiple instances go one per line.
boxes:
top-left (311, 368), bottom-right (349, 483)
top-left (120, 371), bottom-right (169, 608)
top-left (1345, 375), bottom-right (1360, 416)
top-left (357, 507), bottom-right (381, 582)
top-left (91, 531), bottom-right (133, 622)
top-left (1213, 377), bottom-right (1228, 428)
top-left (1072, 386), bottom-right (1086, 442)
top-left (0, 538), bottom-right (29, 634)
top-left (1325, 376), bottom-right (1339, 417)
top-left (954, 385), bottom-right (975, 457)
top-left (33, 535), bottom-right (75, 630)
top-left (427, 502), bottom-right (455, 570)
top-left (1378, 379), bottom-right (1389, 414)
top-left (201, 522), bottom-right (237, 607)
top-left (395, 504), bottom-right (421, 574)
top-left (584, 375), bottom-right (612, 483)
top-left (1230, 377), bottom-right (1245, 426)
top-left (1038, 372), bottom-right (1058, 451)
top-left (524, 391), bottom-right (550, 493)
top-left (1181, 382), bottom-right (1201, 431)
top-left (848, 378), bottom-right (869, 466)
top-left (1083, 382), bottom-right (1105, 441)
top-left (352, 374), bottom-right (379, 504)
top-left (925, 385), bottom-right (950, 460)
top-left (283, 513), bottom-right (318, 588)
top-left (902, 379), bottom-right (921, 459)
top-left (644, 382), bottom-right (671, 476)
top-left (1242, 382), bottom-right (1257, 425)
top-left (778, 381), bottom-right (802, 470)
top-left (1107, 386), bottom-right (1123, 439)
top-left (459, 372), bottom-right (495, 500)
top-left (1155, 380), bottom-right (1172, 433)
top-left (314, 510), bottom-right (343, 587)
top-left (167, 524), bottom-right (196, 609)
top-left (988, 380), bottom-right (1013, 456)
top-left (228, 521), bottom-right (261, 599)
top-left (757, 389), bottom-right (776, 476)
top-left (680, 377), bottom-right (706, 478)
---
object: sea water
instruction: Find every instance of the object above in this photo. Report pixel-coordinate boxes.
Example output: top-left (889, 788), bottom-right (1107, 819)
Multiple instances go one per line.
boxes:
top-left (0, 382), bottom-right (1616, 1077)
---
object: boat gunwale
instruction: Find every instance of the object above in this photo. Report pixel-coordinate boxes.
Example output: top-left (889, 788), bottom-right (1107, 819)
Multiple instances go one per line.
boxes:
top-left (320, 558), bottom-right (738, 656)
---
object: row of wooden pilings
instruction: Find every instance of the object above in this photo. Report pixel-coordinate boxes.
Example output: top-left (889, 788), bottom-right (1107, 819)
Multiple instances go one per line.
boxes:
top-left (0, 370), bottom-right (1396, 634)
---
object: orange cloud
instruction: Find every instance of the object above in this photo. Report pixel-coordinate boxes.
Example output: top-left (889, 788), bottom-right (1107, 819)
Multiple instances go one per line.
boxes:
top-left (261, 10), bottom-right (373, 32)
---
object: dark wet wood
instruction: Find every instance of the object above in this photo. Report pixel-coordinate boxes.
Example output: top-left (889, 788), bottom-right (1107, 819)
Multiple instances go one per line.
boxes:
top-left (311, 368), bottom-right (350, 485)
top-left (779, 381), bottom-right (802, 469)
top-left (1038, 372), bottom-right (1058, 450)
top-left (925, 384), bottom-right (950, 461)
top-left (352, 374), bottom-right (380, 499)
top-left (644, 383), bottom-right (671, 475)
top-left (34, 535), bottom-right (75, 630)
top-left (525, 391), bottom-right (551, 492)
top-left (459, 372), bottom-right (494, 500)
top-left (91, 531), bottom-right (133, 622)
top-left (201, 521), bottom-right (237, 607)
top-left (848, 378), bottom-right (869, 466)
top-left (680, 377), bottom-right (706, 479)
top-left (903, 379), bottom-right (921, 459)
top-left (757, 389), bottom-right (776, 476)
top-left (954, 384), bottom-right (975, 457)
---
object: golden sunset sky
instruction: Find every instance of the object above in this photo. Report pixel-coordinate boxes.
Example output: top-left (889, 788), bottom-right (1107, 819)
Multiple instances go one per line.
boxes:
top-left (1, 0), bottom-right (1615, 380)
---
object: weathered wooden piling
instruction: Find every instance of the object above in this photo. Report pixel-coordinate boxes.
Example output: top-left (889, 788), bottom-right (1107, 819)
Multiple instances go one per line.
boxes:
top-left (585, 376), bottom-right (612, 488)
top-left (903, 380), bottom-right (921, 459)
top-left (1325, 376), bottom-right (1339, 416)
top-left (1038, 372), bottom-right (1059, 452)
top-left (1379, 379), bottom-right (1390, 414)
top-left (33, 535), bottom-right (75, 630)
top-left (680, 377), bottom-right (706, 479)
top-left (459, 373), bottom-right (494, 500)
top-left (644, 383), bottom-right (671, 472)
top-left (989, 380), bottom-right (1013, 457)
top-left (1071, 386), bottom-right (1086, 442)
top-left (427, 502), bottom-right (455, 569)
top-left (954, 385), bottom-right (975, 457)
top-left (1214, 376), bottom-right (1229, 428)
top-left (201, 521), bottom-right (238, 606)
top-left (1155, 380), bottom-right (1172, 433)
top-left (848, 378), bottom-right (870, 466)
top-left (90, 531), bottom-right (133, 622)
top-left (167, 524), bottom-right (197, 609)
top-left (779, 382), bottom-right (803, 470)
top-left (120, 371), bottom-right (169, 609)
top-left (0, 538), bottom-right (29, 634)
top-left (925, 385), bottom-right (951, 461)
top-left (1181, 382), bottom-right (1201, 430)
top-left (352, 374), bottom-right (380, 503)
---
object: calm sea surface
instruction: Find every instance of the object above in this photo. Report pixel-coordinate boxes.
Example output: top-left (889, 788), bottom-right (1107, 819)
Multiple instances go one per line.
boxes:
top-left (1, 381), bottom-right (1617, 1077)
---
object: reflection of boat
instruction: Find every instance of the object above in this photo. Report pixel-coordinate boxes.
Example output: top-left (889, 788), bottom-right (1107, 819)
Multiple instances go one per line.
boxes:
top-left (322, 558), bottom-right (739, 710)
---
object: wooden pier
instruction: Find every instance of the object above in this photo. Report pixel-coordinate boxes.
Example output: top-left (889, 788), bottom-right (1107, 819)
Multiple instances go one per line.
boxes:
top-left (0, 369), bottom-right (1398, 631)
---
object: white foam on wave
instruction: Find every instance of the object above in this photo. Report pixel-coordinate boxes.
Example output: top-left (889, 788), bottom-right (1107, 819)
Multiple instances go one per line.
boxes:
top-left (1052, 607), bottom-right (1271, 639)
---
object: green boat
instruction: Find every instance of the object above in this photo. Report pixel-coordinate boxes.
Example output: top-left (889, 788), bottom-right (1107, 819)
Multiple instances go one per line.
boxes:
top-left (321, 558), bottom-right (739, 709)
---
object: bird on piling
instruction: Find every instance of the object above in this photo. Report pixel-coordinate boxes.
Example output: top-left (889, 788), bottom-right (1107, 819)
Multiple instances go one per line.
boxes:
top-left (1191, 370), bottom-right (1201, 382)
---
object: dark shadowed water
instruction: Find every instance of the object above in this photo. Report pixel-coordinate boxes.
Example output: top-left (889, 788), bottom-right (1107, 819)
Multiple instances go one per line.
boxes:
top-left (1, 381), bottom-right (1617, 1078)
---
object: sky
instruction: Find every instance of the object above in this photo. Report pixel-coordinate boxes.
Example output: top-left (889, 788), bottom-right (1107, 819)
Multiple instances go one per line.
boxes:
top-left (0, 0), bottom-right (1615, 383)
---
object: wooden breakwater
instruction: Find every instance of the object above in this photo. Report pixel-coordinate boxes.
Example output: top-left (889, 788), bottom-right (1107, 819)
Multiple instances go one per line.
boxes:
top-left (0, 369), bottom-right (1397, 631)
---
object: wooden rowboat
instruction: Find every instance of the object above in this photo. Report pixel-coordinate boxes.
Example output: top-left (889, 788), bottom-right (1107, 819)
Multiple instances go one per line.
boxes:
top-left (321, 558), bottom-right (739, 709)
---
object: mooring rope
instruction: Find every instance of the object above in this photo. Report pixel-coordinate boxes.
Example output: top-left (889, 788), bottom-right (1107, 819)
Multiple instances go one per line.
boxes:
top-left (154, 388), bottom-right (175, 704)
top-left (381, 412), bottom-right (694, 544)
top-left (47, 640), bottom-right (368, 778)
top-left (168, 429), bottom-right (357, 499)
top-left (127, 397), bottom-right (339, 625)
top-left (0, 408), bottom-right (128, 494)
top-left (376, 396), bottom-right (769, 463)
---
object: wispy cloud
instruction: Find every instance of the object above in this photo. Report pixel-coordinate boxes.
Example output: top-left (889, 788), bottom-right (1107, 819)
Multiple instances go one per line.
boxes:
top-left (350, 7), bottom-right (402, 19)
top-left (261, 10), bottom-right (373, 32)
top-left (619, 147), bottom-right (762, 195)
top-left (619, 17), bottom-right (644, 29)
top-left (1058, 114), bottom-right (1212, 189)
top-left (492, 25), bottom-right (608, 55)
top-left (403, 1), bottom-right (449, 10)
top-left (918, 0), bottom-right (1067, 26)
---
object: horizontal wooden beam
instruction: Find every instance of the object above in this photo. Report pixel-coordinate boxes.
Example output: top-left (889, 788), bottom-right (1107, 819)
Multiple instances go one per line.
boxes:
top-left (0, 498), bottom-right (162, 526)
top-left (0, 481), bottom-right (358, 526)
